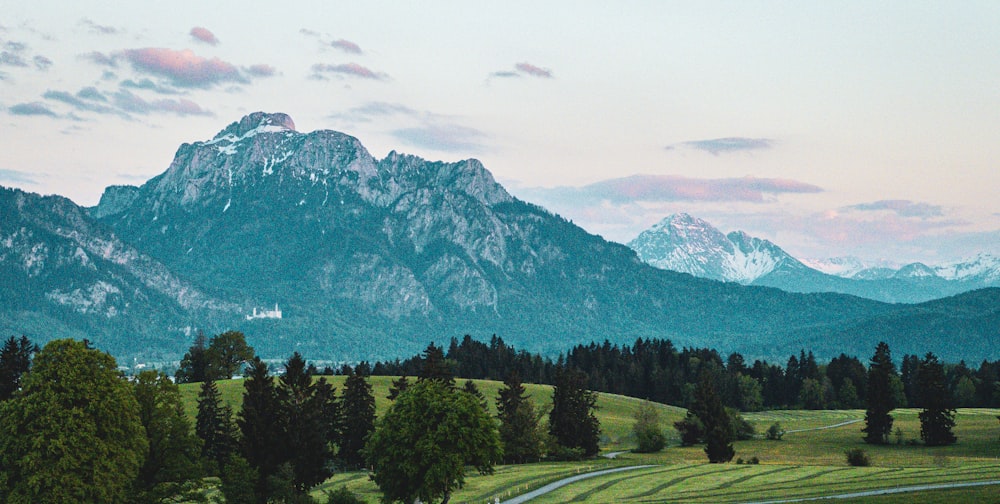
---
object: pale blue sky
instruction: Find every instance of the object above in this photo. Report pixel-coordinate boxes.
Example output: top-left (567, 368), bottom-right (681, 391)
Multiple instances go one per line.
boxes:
top-left (2, 1), bottom-right (999, 264)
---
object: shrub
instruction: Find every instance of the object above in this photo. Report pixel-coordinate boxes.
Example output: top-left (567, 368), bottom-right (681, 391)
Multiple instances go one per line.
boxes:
top-left (325, 485), bottom-right (365, 504)
top-left (765, 422), bottom-right (785, 441)
top-left (748, 456), bottom-right (760, 465)
top-left (845, 448), bottom-right (871, 467)
top-left (729, 409), bottom-right (756, 441)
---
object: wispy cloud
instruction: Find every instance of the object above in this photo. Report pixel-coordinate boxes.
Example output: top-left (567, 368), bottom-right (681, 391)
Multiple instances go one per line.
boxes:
top-left (490, 62), bottom-right (553, 79)
top-left (120, 78), bottom-right (178, 94)
top-left (190, 27), bottom-right (219, 45)
top-left (393, 124), bottom-right (487, 153)
top-left (246, 64), bottom-right (276, 77)
top-left (842, 200), bottom-right (944, 219)
top-left (112, 89), bottom-right (212, 116)
top-left (0, 50), bottom-right (27, 67)
top-left (0, 168), bottom-right (39, 185)
top-left (515, 62), bottom-right (552, 78)
top-left (122, 48), bottom-right (247, 88)
top-left (666, 137), bottom-right (774, 155)
top-left (79, 18), bottom-right (119, 35)
top-left (42, 89), bottom-right (119, 115)
top-left (32, 55), bottom-right (52, 70)
top-left (530, 174), bottom-right (822, 204)
top-left (330, 39), bottom-right (362, 54)
top-left (8, 102), bottom-right (58, 117)
top-left (80, 51), bottom-right (116, 67)
top-left (311, 62), bottom-right (387, 80)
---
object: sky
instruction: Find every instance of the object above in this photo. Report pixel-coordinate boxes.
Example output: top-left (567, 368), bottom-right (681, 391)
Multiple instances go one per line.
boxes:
top-left (2, 1), bottom-right (999, 265)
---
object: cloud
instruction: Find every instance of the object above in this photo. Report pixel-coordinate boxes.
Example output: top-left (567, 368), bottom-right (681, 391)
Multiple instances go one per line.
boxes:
top-left (189, 27), bottom-right (219, 45)
top-left (42, 89), bottom-right (119, 115)
top-left (32, 55), bottom-right (52, 70)
top-left (0, 169), bottom-right (39, 185)
top-left (515, 62), bottom-right (553, 78)
top-left (336, 101), bottom-right (417, 121)
top-left (666, 137), bottom-right (774, 155)
top-left (538, 174), bottom-right (822, 204)
top-left (8, 102), bottom-right (57, 117)
top-left (246, 64), bottom-right (276, 77)
top-left (392, 123), bottom-right (487, 153)
top-left (843, 200), bottom-right (944, 219)
top-left (112, 89), bottom-right (212, 116)
top-left (330, 39), bottom-right (362, 54)
top-left (122, 48), bottom-right (247, 88)
top-left (0, 50), bottom-right (27, 67)
top-left (81, 51), bottom-right (117, 67)
top-left (79, 18), bottom-right (119, 35)
top-left (311, 62), bottom-right (386, 80)
top-left (120, 78), bottom-right (178, 94)
top-left (489, 71), bottom-right (521, 78)
top-left (77, 87), bottom-right (108, 102)
top-left (299, 29), bottom-right (320, 37)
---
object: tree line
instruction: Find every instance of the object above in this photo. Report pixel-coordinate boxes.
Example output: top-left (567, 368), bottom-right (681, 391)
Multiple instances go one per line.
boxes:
top-left (370, 334), bottom-right (1000, 411)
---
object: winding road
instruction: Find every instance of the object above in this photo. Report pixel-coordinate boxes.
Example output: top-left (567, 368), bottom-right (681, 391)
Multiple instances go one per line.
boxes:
top-left (499, 465), bottom-right (657, 504)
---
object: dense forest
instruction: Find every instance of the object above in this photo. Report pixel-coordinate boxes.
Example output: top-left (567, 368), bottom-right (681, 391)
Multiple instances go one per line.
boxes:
top-left (368, 335), bottom-right (1000, 411)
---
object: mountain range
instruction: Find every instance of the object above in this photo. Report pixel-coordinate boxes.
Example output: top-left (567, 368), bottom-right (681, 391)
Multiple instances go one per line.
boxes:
top-left (2, 112), bottom-right (998, 363)
top-left (628, 213), bottom-right (1000, 303)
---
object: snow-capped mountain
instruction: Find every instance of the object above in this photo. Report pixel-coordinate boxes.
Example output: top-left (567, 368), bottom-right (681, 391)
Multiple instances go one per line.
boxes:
top-left (629, 214), bottom-right (1000, 303)
top-left (627, 213), bottom-right (805, 283)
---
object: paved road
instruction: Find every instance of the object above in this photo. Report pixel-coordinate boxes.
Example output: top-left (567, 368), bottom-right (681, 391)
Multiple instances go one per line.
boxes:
top-left (783, 419), bottom-right (861, 434)
top-left (742, 479), bottom-right (1000, 503)
top-left (499, 465), bottom-right (657, 504)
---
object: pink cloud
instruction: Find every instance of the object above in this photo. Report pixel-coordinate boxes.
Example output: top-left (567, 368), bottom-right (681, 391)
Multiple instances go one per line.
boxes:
top-left (843, 200), bottom-right (943, 219)
top-left (515, 62), bottom-right (552, 78)
top-left (311, 62), bottom-right (386, 80)
top-left (122, 48), bottom-right (245, 87)
top-left (330, 39), bottom-right (362, 54)
top-left (190, 27), bottom-right (219, 45)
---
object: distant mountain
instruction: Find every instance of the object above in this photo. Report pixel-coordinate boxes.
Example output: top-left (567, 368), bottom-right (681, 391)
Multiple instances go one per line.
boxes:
top-left (629, 214), bottom-right (999, 303)
top-left (627, 213), bottom-right (806, 283)
top-left (3, 112), bottom-right (998, 363)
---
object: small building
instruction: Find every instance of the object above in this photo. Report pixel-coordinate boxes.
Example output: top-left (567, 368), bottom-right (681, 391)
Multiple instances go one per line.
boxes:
top-left (246, 303), bottom-right (282, 320)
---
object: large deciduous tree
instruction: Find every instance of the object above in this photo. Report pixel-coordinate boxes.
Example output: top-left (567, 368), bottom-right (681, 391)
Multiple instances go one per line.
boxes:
top-left (549, 365), bottom-right (601, 457)
top-left (0, 339), bottom-right (147, 503)
top-left (917, 353), bottom-right (957, 446)
top-left (365, 380), bottom-right (502, 504)
top-left (176, 331), bottom-right (256, 383)
top-left (863, 342), bottom-right (897, 444)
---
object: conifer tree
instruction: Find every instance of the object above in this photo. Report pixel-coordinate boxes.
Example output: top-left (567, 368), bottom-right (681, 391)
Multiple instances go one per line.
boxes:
top-left (277, 352), bottom-right (335, 491)
top-left (917, 353), bottom-right (957, 446)
top-left (133, 370), bottom-right (202, 500)
top-left (497, 372), bottom-right (541, 463)
top-left (238, 357), bottom-right (281, 501)
top-left (695, 373), bottom-right (735, 462)
top-left (0, 335), bottom-right (37, 401)
top-left (863, 342), bottom-right (897, 444)
top-left (340, 370), bottom-right (376, 469)
top-left (196, 379), bottom-right (238, 474)
top-left (418, 342), bottom-right (455, 387)
top-left (387, 375), bottom-right (410, 401)
top-left (549, 365), bottom-right (600, 457)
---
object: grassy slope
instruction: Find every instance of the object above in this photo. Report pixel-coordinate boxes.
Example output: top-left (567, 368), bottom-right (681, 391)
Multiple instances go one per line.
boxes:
top-left (179, 378), bottom-right (1000, 504)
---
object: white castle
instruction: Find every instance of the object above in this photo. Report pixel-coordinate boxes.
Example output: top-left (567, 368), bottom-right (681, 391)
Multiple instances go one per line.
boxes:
top-left (246, 303), bottom-right (282, 320)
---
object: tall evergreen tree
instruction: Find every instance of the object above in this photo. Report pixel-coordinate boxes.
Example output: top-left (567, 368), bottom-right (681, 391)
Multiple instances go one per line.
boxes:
top-left (175, 332), bottom-right (211, 384)
top-left (387, 375), bottom-right (410, 401)
top-left (863, 342), bottom-right (897, 444)
top-left (549, 366), bottom-right (601, 457)
top-left (276, 352), bottom-right (335, 492)
top-left (133, 370), bottom-right (203, 500)
top-left (238, 357), bottom-right (281, 502)
top-left (340, 370), bottom-right (376, 469)
top-left (196, 379), bottom-right (238, 475)
top-left (418, 342), bottom-right (455, 387)
top-left (497, 372), bottom-right (541, 463)
top-left (0, 335), bottom-right (38, 401)
top-left (695, 373), bottom-right (735, 463)
top-left (917, 353), bottom-right (957, 446)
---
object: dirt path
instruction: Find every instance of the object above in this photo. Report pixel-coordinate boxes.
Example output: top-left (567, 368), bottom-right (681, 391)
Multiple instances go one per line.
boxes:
top-left (498, 465), bottom-right (657, 504)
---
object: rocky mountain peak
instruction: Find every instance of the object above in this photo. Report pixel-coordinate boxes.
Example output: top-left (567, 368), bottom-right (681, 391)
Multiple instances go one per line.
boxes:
top-left (211, 112), bottom-right (296, 141)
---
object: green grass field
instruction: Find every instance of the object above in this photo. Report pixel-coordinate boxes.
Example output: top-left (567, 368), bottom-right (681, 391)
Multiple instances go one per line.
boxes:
top-left (178, 378), bottom-right (1000, 503)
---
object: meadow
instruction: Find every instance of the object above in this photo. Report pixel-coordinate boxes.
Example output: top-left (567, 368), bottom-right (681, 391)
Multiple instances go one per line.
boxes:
top-left (179, 378), bottom-right (1000, 503)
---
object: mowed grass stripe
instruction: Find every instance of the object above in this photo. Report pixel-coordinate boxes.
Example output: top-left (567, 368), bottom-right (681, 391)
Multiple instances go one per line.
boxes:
top-left (563, 466), bottom-right (680, 502)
